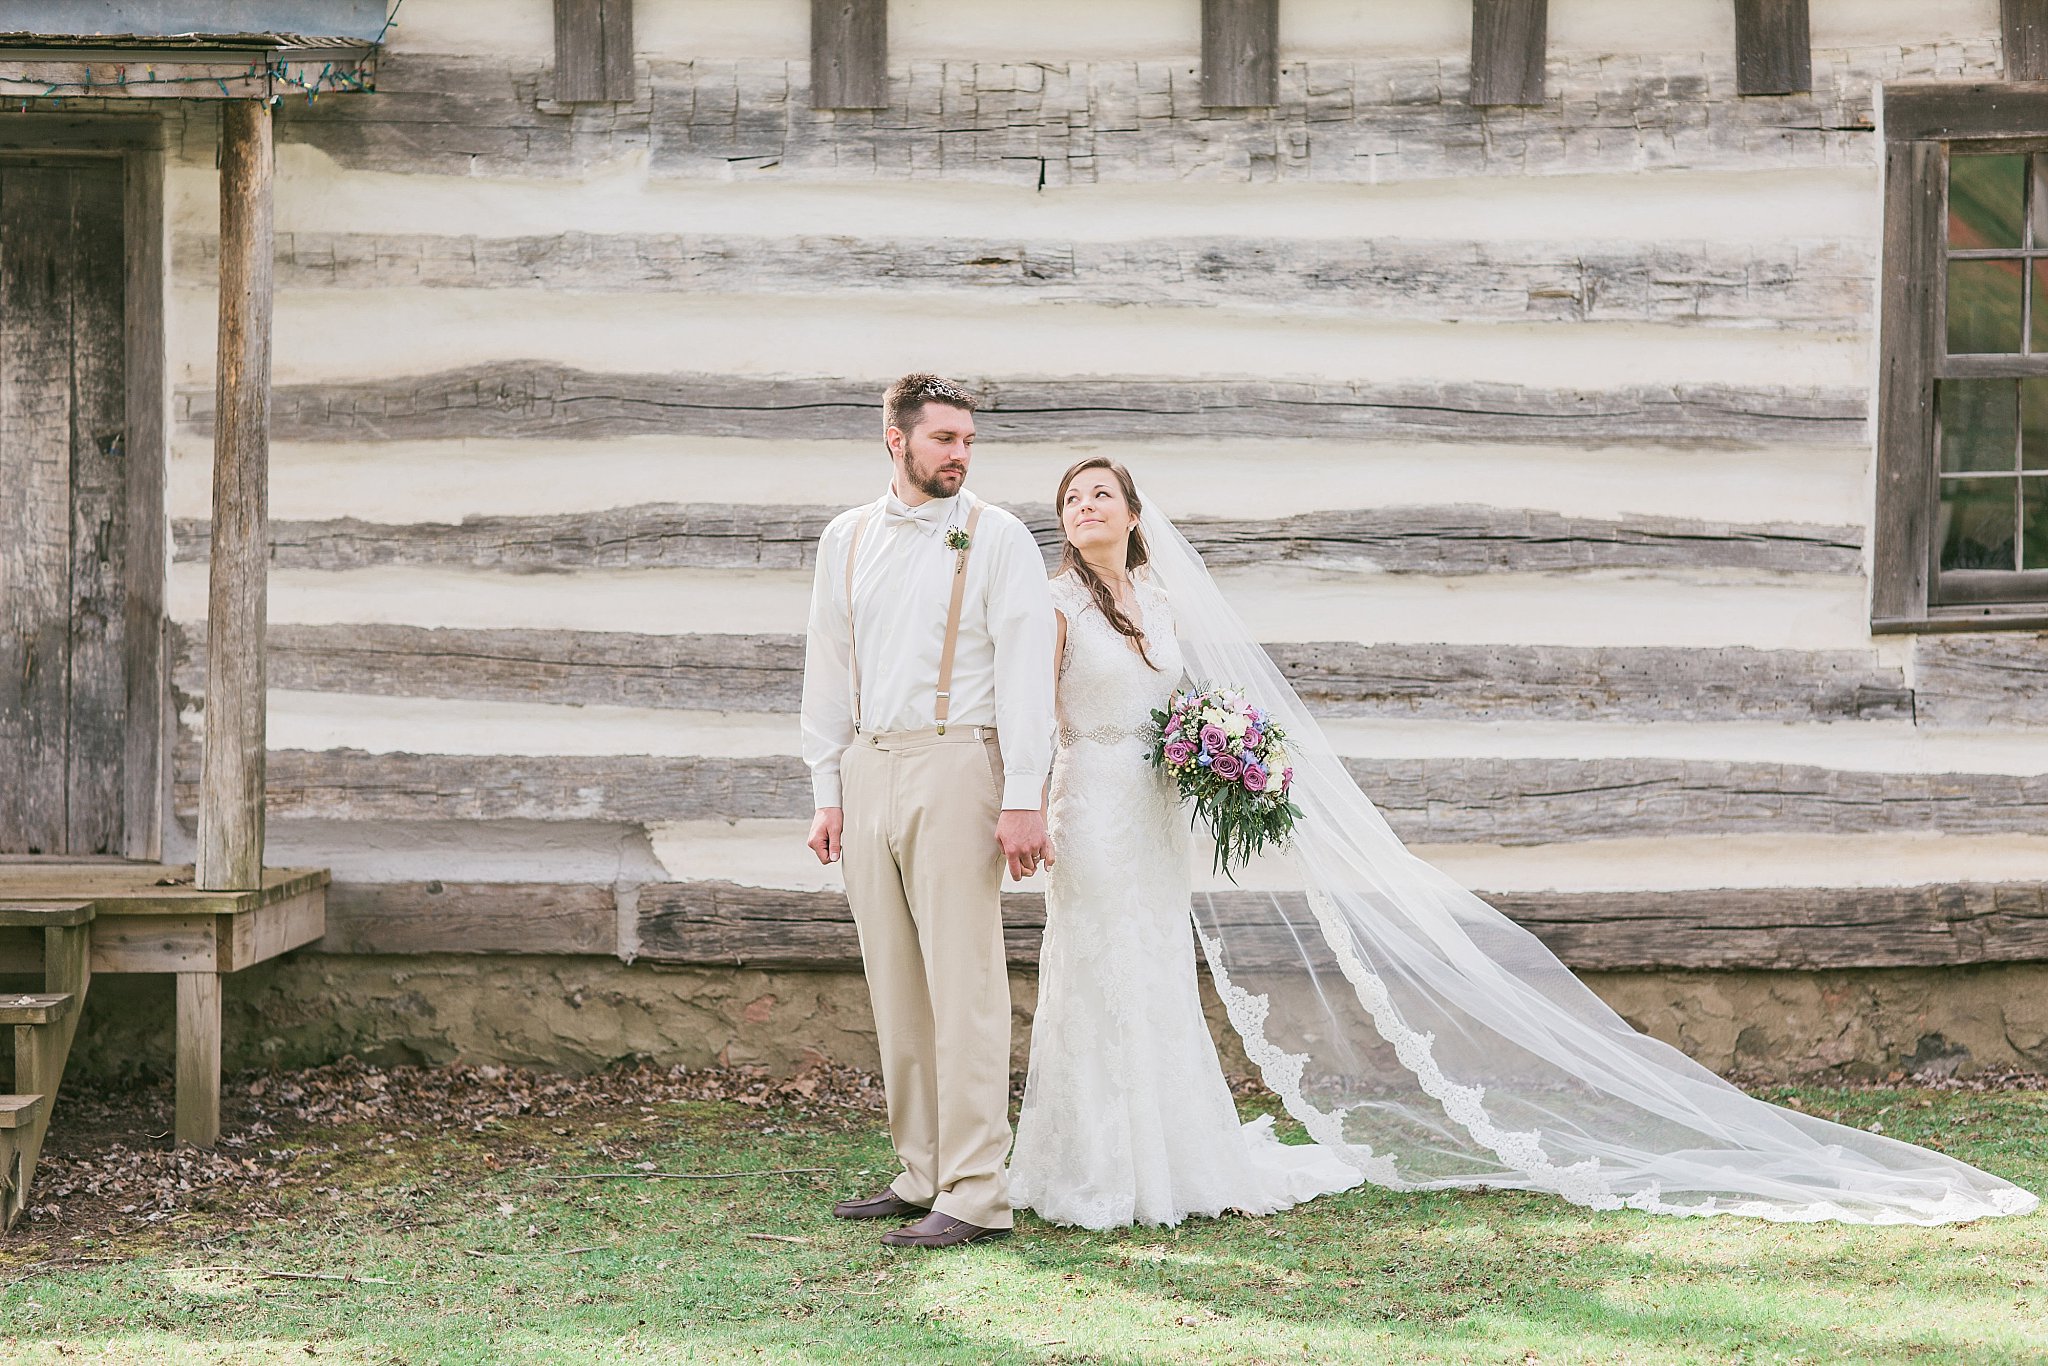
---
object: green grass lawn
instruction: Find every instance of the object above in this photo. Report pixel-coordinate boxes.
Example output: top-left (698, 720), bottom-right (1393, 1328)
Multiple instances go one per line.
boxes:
top-left (1, 1074), bottom-right (2044, 1364)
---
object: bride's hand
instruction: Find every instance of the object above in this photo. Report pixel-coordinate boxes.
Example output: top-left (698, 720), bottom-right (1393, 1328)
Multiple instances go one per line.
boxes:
top-left (996, 809), bottom-right (1054, 881)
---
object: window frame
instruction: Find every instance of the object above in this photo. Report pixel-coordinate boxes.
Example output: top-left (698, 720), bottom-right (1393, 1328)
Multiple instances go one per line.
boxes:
top-left (1874, 83), bottom-right (2048, 632)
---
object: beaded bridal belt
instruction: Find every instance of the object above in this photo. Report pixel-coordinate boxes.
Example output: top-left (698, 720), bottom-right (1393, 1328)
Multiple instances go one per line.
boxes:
top-left (1058, 722), bottom-right (1148, 747)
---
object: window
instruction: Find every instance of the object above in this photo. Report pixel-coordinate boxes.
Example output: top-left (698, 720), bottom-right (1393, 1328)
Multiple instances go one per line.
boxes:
top-left (1874, 86), bottom-right (2048, 630)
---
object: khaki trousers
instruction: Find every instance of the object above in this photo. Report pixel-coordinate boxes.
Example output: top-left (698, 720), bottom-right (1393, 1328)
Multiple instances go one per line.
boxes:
top-left (840, 725), bottom-right (1013, 1229)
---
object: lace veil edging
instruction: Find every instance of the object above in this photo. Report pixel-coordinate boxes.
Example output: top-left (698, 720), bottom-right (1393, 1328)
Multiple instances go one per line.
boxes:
top-left (1135, 495), bottom-right (2039, 1226)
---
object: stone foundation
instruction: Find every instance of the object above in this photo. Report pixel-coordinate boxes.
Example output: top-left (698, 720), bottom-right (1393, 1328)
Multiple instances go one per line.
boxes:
top-left (59, 954), bottom-right (2048, 1085)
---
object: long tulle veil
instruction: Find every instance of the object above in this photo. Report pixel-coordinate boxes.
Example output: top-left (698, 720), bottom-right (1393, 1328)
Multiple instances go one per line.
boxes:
top-left (1137, 496), bottom-right (2038, 1225)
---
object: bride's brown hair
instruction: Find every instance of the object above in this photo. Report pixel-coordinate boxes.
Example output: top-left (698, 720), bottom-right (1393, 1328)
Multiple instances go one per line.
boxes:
top-left (1055, 456), bottom-right (1160, 671)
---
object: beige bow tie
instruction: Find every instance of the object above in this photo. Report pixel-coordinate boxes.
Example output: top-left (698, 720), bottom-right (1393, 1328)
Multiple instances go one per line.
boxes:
top-left (884, 500), bottom-right (954, 535)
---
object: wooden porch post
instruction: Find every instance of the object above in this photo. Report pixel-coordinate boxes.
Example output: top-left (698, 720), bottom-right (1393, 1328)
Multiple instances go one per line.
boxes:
top-left (196, 99), bottom-right (273, 896)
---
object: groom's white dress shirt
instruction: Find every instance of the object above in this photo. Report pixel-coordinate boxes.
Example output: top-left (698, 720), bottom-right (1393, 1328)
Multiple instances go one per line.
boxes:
top-left (801, 485), bottom-right (1056, 812)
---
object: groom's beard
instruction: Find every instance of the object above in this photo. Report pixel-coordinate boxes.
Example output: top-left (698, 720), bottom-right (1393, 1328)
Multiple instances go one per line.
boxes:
top-left (906, 453), bottom-right (967, 500)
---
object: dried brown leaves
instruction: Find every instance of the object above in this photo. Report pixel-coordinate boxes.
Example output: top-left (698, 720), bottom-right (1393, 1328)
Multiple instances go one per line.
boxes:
top-left (21, 1058), bottom-right (886, 1238)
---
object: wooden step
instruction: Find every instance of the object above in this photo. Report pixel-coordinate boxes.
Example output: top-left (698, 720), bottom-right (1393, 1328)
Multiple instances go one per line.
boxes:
top-left (0, 1096), bottom-right (42, 1130)
top-left (0, 902), bottom-right (91, 928)
top-left (0, 994), bottom-right (71, 1026)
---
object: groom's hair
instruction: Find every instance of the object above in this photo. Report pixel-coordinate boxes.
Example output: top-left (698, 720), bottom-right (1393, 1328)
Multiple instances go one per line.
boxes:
top-left (885, 373), bottom-right (979, 438)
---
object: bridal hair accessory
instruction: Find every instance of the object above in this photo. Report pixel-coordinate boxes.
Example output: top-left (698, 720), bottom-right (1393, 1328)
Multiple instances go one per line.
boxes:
top-left (1150, 686), bottom-right (1304, 878)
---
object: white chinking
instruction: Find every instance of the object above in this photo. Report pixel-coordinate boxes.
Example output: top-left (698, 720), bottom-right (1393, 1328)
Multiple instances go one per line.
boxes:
top-left (242, 691), bottom-right (2048, 778)
top-left (169, 288), bottom-right (1869, 391)
top-left (166, 563), bottom-right (1875, 649)
top-left (643, 819), bottom-right (2048, 895)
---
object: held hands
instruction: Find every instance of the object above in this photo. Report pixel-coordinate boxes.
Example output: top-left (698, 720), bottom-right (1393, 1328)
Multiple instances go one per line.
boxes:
top-left (997, 809), bottom-right (1055, 882)
top-left (807, 807), bottom-right (844, 865)
top-left (811, 806), bottom-right (1053, 879)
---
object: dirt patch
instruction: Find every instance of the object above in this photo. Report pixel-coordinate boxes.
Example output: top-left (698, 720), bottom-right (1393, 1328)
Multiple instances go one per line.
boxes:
top-left (9, 1058), bottom-right (887, 1260)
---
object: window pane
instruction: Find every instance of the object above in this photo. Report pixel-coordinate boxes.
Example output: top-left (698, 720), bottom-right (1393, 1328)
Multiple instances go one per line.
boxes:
top-left (2035, 261), bottom-right (2048, 354)
top-left (2026, 379), bottom-right (2048, 471)
top-left (1939, 477), bottom-right (2019, 571)
top-left (1948, 258), bottom-right (2025, 353)
top-left (2026, 476), bottom-right (2048, 570)
top-left (2034, 155), bottom-right (2048, 248)
top-left (1951, 153), bottom-right (2028, 249)
top-left (1940, 379), bottom-right (2020, 472)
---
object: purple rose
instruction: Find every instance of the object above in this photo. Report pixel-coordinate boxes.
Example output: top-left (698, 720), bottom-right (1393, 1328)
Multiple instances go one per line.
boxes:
top-left (1164, 740), bottom-right (1196, 765)
top-left (1243, 763), bottom-right (1269, 792)
top-left (1211, 753), bottom-right (1244, 781)
top-left (1200, 724), bottom-right (1228, 754)
top-left (1243, 726), bottom-right (1262, 749)
top-left (1281, 766), bottom-right (1294, 791)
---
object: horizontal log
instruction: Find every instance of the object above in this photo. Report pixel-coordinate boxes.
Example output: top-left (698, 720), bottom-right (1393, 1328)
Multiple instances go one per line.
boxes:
top-left (1269, 641), bottom-right (1911, 722)
top-left (169, 503), bottom-right (1865, 577)
top-left (1910, 634), bottom-right (2048, 729)
top-left (175, 751), bottom-right (812, 825)
top-left (179, 367), bottom-right (1868, 447)
top-left (1356, 758), bottom-right (2048, 844)
top-left (256, 51), bottom-right (2015, 184)
top-left (318, 880), bottom-right (617, 955)
top-left (171, 229), bottom-right (1873, 330)
top-left (173, 625), bottom-right (1915, 724)
top-left (177, 623), bottom-right (800, 716)
top-left (651, 55), bottom-right (1891, 187)
top-left (639, 882), bottom-right (1051, 971)
top-left (1502, 882), bottom-right (2048, 971)
top-left (270, 54), bottom-right (648, 178)
top-left (172, 750), bottom-right (2048, 843)
top-left (634, 879), bottom-right (2048, 971)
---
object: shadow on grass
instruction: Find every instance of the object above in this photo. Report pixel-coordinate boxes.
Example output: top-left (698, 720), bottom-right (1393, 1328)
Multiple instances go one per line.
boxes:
top-left (0, 1082), bottom-right (2043, 1365)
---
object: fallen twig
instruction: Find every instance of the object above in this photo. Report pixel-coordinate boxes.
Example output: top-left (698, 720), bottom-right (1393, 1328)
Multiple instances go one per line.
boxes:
top-left (745, 1233), bottom-right (811, 1245)
top-left (463, 1246), bottom-right (601, 1259)
top-left (0, 1256), bottom-right (126, 1287)
top-left (150, 1264), bottom-right (396, 1285)
top-left (536, 1167), bottom-right (835, 1182)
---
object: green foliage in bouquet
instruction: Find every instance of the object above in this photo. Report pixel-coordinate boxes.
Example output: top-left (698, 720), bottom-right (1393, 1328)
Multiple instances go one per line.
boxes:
top-left (1147, 685), bottom-right (1305, 879)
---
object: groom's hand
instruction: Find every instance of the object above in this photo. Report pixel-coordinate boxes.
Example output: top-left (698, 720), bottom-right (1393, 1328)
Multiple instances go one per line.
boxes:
top-left (807, 807), bottom-right (844, 865)
top-left (997, 809), bottom-right (1054, 882)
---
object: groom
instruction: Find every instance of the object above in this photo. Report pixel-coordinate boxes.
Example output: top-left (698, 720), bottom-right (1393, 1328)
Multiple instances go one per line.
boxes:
top-left (800, 373), bottom-right (1057, 1248)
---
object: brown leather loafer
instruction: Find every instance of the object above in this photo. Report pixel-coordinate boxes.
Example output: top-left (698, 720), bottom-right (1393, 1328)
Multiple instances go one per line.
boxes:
top-left (832, 1188), bottom-right (931, 1221)
top-left (880, 1211), bottom-right (1013, 1248)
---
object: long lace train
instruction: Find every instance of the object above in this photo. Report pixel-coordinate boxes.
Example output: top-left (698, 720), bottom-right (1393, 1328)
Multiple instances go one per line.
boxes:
top-left (1137, 498), bottom-right (2036, 1227)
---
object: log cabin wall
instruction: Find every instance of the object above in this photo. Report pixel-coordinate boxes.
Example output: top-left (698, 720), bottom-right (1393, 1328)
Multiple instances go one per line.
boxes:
top-left (126, 0), bottom-right (2048, 1076)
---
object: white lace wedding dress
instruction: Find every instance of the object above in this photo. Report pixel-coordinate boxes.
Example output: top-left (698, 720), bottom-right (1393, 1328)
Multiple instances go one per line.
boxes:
top-left (1007, 570), bottom-right (1363, 1229)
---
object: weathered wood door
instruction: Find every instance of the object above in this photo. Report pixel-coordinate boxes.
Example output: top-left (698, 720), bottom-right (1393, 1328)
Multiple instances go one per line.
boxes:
top-left (0, 160), bottom-right (130, 855)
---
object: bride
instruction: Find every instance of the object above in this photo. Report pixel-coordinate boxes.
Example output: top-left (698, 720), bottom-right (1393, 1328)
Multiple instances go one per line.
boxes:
top-left (1008, 459), bottom-right (1362, 1227)
top-left (1007, 457), bottom-right (2038, 1230)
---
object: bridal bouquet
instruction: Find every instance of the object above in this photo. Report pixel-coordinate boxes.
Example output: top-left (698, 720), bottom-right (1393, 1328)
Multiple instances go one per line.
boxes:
top-left (1149, 686), bottom-right (1305, 878)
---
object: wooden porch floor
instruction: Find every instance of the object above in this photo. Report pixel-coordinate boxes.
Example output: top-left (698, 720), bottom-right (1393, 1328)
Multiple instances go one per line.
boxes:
top-left (0, 859), bottom-right (329, 1158)
top-left (0, 860), bottom-right (328, 975)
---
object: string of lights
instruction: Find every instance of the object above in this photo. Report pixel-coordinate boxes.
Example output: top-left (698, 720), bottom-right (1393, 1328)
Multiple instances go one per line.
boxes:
top-left (3, 0), bottom-right (404, 106)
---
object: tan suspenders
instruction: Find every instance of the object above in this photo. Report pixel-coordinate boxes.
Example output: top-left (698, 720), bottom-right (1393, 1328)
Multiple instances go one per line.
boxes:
top-left (845, 510), bottom-right (875, 732)
top-left (932, 503), bottom-right (985, 735)
top-left (845, 501), bottom-right (987, 736)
